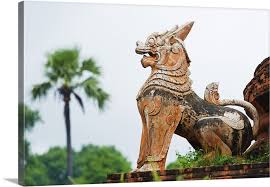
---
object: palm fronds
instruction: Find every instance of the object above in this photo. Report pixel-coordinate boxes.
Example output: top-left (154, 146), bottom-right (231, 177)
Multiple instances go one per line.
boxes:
top-left (81, 58), bottom-right (101, 75)
top-left (82, 77), bottom-right (109, 110)
top-left (32, 82), bottom-right (52, 100)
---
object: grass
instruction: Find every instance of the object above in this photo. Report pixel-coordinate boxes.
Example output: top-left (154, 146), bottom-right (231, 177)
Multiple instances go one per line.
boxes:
top-left (119, 173), bottom-right (125, 183)
top-left (166, 149), bottom-right (270, 170)
top-left (151, 170), bottom-right (161, 181)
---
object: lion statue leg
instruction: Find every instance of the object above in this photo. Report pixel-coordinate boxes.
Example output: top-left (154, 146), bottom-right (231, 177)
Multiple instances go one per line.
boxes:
top-left (136, 95), bottom-right (184, 171)
top-left (196, 122), bottom-right (232, 159)
top-left (194, 117), bottom-right (251, 158)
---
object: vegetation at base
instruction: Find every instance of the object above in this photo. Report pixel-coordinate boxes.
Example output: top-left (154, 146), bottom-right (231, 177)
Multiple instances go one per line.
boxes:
top-left (166, 149), bottom-right (270, 170)
top-left (119, 173), bottom-right (125, 183)
top-left (24, 145), bottom-right (131, 186)
top-left (151, 170), bottom-right (161, 181)
top-left (202, 176), bottom-right (210, 180)
top-left (244, 141), bottom-right (270, 163)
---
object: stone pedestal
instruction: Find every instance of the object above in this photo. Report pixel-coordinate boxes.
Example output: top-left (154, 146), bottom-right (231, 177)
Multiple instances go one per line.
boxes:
top-left (107, 163), bottom-right (269, 183)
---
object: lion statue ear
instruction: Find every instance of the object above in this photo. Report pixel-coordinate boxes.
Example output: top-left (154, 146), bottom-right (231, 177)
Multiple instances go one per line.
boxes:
top-left (176, 21), bottom-right (194, 41)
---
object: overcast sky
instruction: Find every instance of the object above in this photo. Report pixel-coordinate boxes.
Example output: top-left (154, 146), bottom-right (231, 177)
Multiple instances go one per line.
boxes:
top-left (24, 2), bottom-right (269, 168)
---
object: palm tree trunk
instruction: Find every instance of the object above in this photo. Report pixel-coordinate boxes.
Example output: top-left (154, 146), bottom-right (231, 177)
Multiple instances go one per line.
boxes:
top-left (64, 99), bottom-right (73, 179)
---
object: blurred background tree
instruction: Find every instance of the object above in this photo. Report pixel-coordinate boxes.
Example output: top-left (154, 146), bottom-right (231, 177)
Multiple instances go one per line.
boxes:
top-left (18, 103), bottom-right (42, 184)
top-left (74, 145), bottom-right (132, 184)
top-left (24, 145), bottom-right (131, 186)
top-left (31, 48), bottom-right (109, 181)
top-left (19, 103), bottom-right (42, 131)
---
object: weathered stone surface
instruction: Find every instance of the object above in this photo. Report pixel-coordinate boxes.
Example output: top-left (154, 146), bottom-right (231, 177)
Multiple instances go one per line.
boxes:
top-left (243, 57), bottom-right (269, 155)
top-left (107, 163), bottom-right (270, 183)
top-left (134, 22), bottom-right (257, 171)
top-left (135, 22), bottom-right (195, 171)
top-left (244, 57), bottom-right (269, 105)
top-left (205, 82), bottom-right (259, 132)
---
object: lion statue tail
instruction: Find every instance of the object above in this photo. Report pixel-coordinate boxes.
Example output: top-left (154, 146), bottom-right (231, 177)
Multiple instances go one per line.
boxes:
top-left (204, 82), bottom-right (259, 139)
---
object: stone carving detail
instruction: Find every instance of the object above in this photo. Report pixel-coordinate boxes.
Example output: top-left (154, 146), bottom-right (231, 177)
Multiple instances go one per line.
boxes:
top-left (136, 24), bottom-right (193, 100)
top-left (136, 95), bottom-right (184, 171)
top-left (243, 57), bottom-right (269, 157)
top-left (197, 112), bottom-right (245, 130)
top-left (204, 82), bottom-right (259, 131)
top-left (135, 22), bottom-right (258, 171)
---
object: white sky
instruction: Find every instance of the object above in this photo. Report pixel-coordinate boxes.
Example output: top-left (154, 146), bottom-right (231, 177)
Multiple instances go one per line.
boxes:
top-left (24, 2), bottom-right (269, 168)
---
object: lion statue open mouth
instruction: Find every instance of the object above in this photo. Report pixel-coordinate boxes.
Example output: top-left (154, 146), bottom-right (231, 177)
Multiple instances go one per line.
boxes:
top-left (134, 22), bottom-right (259, 171)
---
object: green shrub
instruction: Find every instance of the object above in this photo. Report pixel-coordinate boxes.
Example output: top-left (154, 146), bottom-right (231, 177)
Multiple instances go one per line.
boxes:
top-left (167, 148), bottom-right (269, 170)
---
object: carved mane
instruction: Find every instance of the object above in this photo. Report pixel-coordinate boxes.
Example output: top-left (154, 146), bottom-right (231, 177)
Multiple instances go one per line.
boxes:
top-left (136, 44), bottom-right (193, 100)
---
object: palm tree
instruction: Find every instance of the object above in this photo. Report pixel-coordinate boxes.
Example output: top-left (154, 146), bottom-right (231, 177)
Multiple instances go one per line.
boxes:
top-left (31, 48), bottom-right (109, 180)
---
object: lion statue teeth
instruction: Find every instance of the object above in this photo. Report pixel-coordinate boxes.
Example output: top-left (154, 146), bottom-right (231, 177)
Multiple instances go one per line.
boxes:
top-left (134, 22), bottom-right (259, 171)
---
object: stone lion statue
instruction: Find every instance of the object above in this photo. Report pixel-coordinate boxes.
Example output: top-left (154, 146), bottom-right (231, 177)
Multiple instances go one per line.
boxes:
top-left (134, 22), bottom-right (259, 171)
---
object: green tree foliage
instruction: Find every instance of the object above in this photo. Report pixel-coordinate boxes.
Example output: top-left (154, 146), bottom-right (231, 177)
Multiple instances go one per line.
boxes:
top-left (24, 147), bottom-right (69, 186)
top-left (19, 103), bottom-right (42, 132)
top-left (24, 156), bottom-right (50, 186)
top-left (31, 48), bottom-right (109, 109)
top-left (18, 104), bottom-right (42, 161)
top-left (39, 147), bottom-right (69, 184)
top-left (24, 144), bottom-right (131, 186)
top-left (31, 48), bottom-right (109, 179)
top-left (18, 104), bottom-right (42, 184)
top-left (74, 145), bottom-right (132, 184)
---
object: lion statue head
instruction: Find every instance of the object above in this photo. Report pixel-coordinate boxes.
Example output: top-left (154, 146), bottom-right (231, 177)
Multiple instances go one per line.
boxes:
top-left (135, 22), bottom-right (194, 70)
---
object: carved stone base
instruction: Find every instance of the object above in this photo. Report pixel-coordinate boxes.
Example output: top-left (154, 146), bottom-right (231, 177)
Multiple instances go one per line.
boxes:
top-left (107, 163), bottom-right (269, 183)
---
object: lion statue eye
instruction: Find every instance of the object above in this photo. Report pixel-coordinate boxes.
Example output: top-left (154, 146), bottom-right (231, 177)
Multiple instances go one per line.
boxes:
top-left (148, 38), bottom-right (155, 46)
